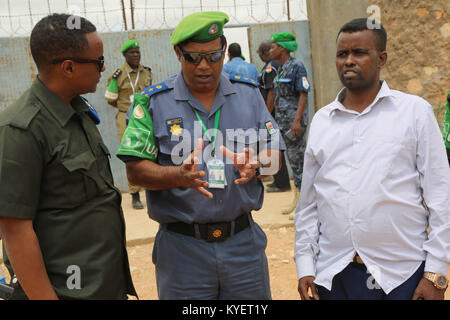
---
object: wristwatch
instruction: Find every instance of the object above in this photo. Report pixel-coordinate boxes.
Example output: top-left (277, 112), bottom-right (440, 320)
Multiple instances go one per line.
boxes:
top-left (423, 272), bottom-right (449, 290)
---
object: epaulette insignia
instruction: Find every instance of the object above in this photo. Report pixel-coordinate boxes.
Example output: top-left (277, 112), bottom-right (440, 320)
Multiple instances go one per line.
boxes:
top-left (144, 66), bottom-right (152, 72)
top-left (139, 82), bottom-right (170, 98)
top-left (230, 75), bottom-right (258, 87)
top-left (112, 69), bottom-right (122, 79)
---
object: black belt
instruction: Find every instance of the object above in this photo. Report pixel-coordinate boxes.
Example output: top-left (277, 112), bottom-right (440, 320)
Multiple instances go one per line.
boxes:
top-left (166, 214), bottom-right (250, 242)
top-left (118, 110), bottom-right (128, 113)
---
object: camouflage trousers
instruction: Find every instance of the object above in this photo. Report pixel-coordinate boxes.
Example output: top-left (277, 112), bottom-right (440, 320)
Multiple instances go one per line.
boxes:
top-left (116, 111), bottom-right (141, 194)
top-left (275, 110), bottom-right (307, 190)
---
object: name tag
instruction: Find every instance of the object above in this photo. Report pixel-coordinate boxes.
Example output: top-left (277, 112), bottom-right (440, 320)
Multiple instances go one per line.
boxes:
top-left (207, 159), bottom-right (226, 189)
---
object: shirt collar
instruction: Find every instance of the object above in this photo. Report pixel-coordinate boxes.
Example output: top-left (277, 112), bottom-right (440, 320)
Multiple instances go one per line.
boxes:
top-left (173, 72), bottom-right (236, 102)
top-left (124, 62), bottom-right (142, 74)
top-left (328, 80), bottom-right (394, 117)
top-left (31, 78), bottom-right (76, 127)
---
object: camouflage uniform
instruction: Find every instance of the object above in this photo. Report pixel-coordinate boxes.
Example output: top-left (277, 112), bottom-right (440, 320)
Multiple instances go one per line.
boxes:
top-left (273, 57), bottom-right (310, 189)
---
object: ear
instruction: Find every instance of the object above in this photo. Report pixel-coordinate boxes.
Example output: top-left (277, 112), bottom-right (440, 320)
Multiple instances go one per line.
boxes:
top-left (378, 50), bottom-right (387, 68)
top-left (174, 45), bottom-right (182, 62)
top-left (60, 60), bottom-right (75, 78)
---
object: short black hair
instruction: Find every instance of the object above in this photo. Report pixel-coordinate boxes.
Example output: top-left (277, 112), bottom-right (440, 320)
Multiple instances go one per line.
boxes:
top-left (228, 43), bottom-right (242, 58)
top-left (30, 13), bottom-right (96, 69)
top-left (337, 18), bottom-right (387, 51)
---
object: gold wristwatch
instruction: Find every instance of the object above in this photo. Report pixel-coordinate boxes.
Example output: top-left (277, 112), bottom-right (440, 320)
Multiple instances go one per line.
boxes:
top-left (423, 272), bottom-right (449, 290)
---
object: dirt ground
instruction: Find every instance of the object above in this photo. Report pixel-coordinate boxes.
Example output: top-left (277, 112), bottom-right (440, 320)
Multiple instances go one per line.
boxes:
top-left (126, 225), bottom-right (299, 300)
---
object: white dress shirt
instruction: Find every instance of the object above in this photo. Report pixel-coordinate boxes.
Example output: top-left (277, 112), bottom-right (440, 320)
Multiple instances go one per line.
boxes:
top-left (294, 81), bottom-right (450, 294)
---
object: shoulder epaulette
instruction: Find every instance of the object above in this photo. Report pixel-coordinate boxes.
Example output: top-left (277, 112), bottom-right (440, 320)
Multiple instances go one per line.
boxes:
top-left (229, 75), bottom-right (258, 87)
top-left (9, 103), bottom-right (41, 129)
top-left (139, 82), bottom-right (170, 98)
top-left (112, 68), bottom-right (122, 79)
top-left (143, 66), bottom-right (152, 72)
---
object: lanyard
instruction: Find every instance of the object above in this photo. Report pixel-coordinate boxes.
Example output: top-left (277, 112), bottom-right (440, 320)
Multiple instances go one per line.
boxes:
top-left (127, 70), bottom-right (140, 93)
top-left (188, 100), bottom-right (221, 155)
top-left (275, 69), bottom-right (284, 84)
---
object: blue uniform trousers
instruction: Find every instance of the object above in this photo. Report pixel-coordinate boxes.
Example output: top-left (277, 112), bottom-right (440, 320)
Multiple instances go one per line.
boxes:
top-left (317, 261), bottom-right (425, 300)
top-left (152, 215), bottom-right (271, 300)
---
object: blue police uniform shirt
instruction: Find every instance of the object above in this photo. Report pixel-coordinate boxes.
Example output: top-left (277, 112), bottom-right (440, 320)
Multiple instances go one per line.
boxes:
top-left (273, 57), bottom-right (311, 128)
top-left (121, 72), bottom-right (285, 224)
top-left (222, 58), bottom-right (259, 83)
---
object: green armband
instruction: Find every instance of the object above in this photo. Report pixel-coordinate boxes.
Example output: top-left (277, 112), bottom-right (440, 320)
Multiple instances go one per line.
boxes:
top-left (117, 94), bottom-right (158, 161)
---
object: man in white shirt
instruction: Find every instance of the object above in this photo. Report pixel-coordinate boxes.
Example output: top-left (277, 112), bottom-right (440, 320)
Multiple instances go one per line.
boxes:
top-left (294, 18), bottom-right (449, 300)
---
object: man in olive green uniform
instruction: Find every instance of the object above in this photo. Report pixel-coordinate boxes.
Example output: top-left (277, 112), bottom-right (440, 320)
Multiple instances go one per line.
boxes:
top-left (0, 14), bottom-right (136, 300)
top-left (105, 39), bottom-right (152, 209)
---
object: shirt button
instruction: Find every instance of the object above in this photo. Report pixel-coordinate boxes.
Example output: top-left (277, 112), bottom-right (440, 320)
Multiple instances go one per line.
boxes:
top-left (352, 164), bottom-right (360, 169)
top-left (355, 138), bottom-right (361, 143)
top-left (351, 191), bottom-right (357, 196)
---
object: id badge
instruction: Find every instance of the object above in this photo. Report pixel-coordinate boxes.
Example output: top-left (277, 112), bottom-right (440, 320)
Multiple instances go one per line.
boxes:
top-left (129, 94), bottom-right (134, 103)
top-left (207, 158), bottom-right (226, 189)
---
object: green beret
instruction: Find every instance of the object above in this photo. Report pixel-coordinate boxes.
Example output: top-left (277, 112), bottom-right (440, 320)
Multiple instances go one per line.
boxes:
top-left (121, 39), bottom-right (139, 53)
top-left (271, 32), bottom-right (298, 52)
top-left (170, 11), bottom-right (229, 46)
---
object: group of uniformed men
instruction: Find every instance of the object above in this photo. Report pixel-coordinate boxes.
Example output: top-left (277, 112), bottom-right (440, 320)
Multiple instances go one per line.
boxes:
top-left (0, 10), bottom-right (448, 301)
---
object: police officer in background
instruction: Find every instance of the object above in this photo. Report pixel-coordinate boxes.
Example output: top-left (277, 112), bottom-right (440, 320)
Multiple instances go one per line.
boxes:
top-left (0, 13), bottom-right (136, 300)
top-left (268, 32), bottom-right (311, 217)
top-left (257, 40), bottom-right (291, 193)
top-left (223, 42), bottom-right (259, 81)
top-left (117, 11), bottom-right (284, 299)
top-left (105, 39), bottom-right (152, 209)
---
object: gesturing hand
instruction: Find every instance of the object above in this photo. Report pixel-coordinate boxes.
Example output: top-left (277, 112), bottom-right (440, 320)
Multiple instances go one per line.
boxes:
top-left (180, 138), bottom-right (213, 198)
top-left (220, 146), bottom-right (259, 185)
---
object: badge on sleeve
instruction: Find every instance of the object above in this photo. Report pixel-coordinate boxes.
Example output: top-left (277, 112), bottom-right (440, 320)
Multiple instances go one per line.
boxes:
top-left (265, 121), bottom-right (277, 135)
top-left (166, 118), bottom-right (184, 137)
top-left (302, 76), bottom-right (310, 90)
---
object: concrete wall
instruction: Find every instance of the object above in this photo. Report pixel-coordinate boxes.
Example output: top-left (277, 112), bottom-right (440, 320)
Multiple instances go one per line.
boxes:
top-left (306, 0), bottom-right (369, 109)
top-left (371, 0), bottom-right (449, 111)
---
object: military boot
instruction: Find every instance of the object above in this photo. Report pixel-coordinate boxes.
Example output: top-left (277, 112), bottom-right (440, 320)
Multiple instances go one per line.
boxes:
top-left (131, 192), bottom-right (144, 210)
top-left (281, 188), bottom-right (300, 215)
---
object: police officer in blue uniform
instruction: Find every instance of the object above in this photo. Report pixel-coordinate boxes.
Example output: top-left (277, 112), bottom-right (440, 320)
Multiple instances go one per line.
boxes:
top-left (117, 11), bottom-right (284, 300)
top-left (269, 32), bottom-right (311, 216)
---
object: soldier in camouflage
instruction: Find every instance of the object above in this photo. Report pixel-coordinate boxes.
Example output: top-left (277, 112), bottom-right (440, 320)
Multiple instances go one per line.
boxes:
top-left (268, 32), bottom-right (311, 216)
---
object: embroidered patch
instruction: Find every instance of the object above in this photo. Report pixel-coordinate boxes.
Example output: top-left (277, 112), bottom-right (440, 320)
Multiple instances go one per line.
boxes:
top-left (265, 121), bottom-right (277, 135)
top-left (166, 118), bottom-right (184, 136)
top-left (302, 76), bottom-right (310, 90)
top-left (133, 105), bottom-right (145, 119)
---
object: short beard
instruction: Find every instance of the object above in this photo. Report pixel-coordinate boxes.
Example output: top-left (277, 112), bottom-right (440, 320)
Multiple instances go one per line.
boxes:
top-left (340, 73), bottom-right (378, 93)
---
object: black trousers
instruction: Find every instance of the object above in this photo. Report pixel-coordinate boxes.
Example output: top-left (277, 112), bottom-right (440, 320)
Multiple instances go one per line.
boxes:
top-left (272, 151), bottom-right (291, 189)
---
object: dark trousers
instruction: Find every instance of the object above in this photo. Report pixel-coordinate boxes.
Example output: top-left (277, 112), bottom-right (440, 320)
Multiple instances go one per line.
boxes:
top-left (272, 151), bottom-right (291, 189)
top-left (317, 261), bottom-right (425, 300)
